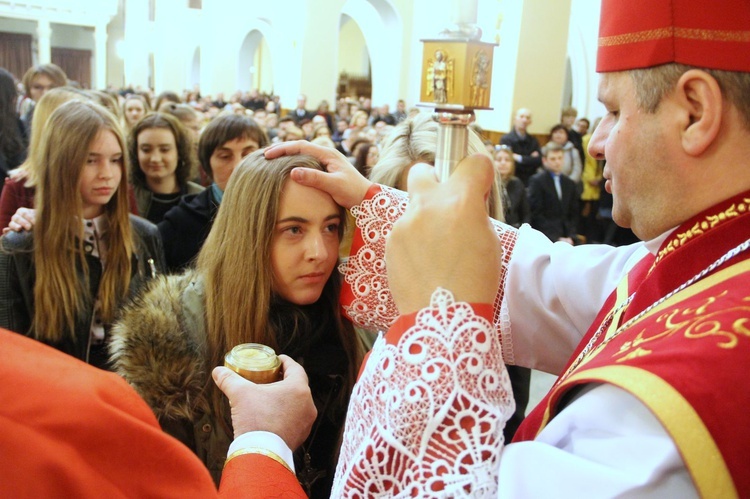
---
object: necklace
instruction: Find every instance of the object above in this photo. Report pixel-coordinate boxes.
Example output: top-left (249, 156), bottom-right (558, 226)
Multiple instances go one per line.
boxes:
top-left (559, 236), bottom-right (750, 382)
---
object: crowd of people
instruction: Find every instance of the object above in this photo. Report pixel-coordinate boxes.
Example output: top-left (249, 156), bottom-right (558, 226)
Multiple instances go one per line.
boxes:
top-left (1, 0), bottom-right (748, 496)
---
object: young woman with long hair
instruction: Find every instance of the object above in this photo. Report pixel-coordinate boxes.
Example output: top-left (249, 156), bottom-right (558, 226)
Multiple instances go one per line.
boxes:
top-left (110, 151), bottom-right (364, 497)
top-left (0, 100), bottom-right (165, 368)
top-left (128, 112), bottom-right (203, 223)
top-left (121, 93), bottom-right (150, 131)
top-left (495, 145), bottom-right (531, 228)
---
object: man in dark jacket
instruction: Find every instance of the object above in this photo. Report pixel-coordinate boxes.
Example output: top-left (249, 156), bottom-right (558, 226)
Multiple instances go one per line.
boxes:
top-left (528, 143), bottom-right (579, 244)
top-left (499, 107), bottom-right (542, 186)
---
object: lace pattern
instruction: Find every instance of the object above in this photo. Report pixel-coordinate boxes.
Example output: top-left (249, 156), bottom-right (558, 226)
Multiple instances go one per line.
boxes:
top-left (332, 288), bottom-right (514, 498)
top-left (340, 185), bottom-right (520, 360)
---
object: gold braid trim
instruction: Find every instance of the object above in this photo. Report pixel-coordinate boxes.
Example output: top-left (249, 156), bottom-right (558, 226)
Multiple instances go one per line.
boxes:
top-left (656, 199), bottom-right (750, 264)
top-left (226, 447), bottom-right (294, 473)
top-left (600, 27), bottom-right (750, 47)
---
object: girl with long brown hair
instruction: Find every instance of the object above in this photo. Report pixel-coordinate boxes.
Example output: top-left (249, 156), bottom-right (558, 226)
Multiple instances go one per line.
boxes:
top-left (128, 112), bottom-right (203, 223)
top-left (111, 151), bottom-right (364, 497)
top-left (0, 100), bottom-right (165, 368)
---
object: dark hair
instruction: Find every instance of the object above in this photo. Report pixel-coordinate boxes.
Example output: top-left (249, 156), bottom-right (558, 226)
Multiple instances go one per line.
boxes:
top-left (198, 113), bottom-right (269, 178)
top-left (0, 68), bottom-right (25, 160)
top-left (354, 142), bottom-right (376, 177)
top-left (549, 124), bottom-right (569, 142)
top-left (128, 112), bottom-right (197, 190)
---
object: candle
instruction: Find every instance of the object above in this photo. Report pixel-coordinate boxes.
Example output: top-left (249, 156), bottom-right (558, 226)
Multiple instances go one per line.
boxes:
top-left (452, 0), bottom-right (478, 25)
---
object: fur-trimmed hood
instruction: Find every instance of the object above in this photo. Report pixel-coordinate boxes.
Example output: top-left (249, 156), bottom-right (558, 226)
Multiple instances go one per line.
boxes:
top-left (109, 270), bottom-right (209, 421)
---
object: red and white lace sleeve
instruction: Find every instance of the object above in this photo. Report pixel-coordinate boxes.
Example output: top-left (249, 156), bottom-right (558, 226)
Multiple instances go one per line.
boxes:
top-left (331, 288), bottom-right (514, 497)
top-left (340, 185), bottom-right (520, 359)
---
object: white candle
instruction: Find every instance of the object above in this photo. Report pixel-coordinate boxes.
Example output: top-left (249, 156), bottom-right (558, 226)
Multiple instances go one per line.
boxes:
top-left (452, 0), bottom-right (478, 24)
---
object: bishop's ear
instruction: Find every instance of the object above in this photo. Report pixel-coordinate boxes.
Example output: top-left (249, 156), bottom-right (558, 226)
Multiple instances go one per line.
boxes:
top-left (677, 69), bottom-right (723, 156)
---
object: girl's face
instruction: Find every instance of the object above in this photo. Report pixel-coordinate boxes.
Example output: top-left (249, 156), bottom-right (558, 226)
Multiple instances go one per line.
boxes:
top-left (80, 130), bottom-right (123, 219)
top-left (137, 127), bottom-right (179, 184)
top-left (125, 99), bottom-right (146, 126)
top-left (355, 113), bottom-right (367, 128)
top-left (551, 129), bottom-right (568, 145)
top-left (494, 150), bottom-right (513, 178)
top-left (270, 177), bottom-right (341, 305)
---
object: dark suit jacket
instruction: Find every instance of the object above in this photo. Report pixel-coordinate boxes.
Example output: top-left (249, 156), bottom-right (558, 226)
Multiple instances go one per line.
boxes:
top-left (288, 108), bottom-right (313, 124)
top-left (528, 170), bottom-right (579, 242)
top-left (500, 128), bottom-right (542, 186)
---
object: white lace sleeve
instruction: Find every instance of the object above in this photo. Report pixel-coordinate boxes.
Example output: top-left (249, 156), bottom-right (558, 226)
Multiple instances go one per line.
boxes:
top-left (332, 288), bottom-right (514, 498)
top-left (340, 186), bottom-right (519, 354)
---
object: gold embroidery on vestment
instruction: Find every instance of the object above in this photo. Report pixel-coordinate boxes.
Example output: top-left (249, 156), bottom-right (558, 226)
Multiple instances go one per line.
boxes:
top-left (599, 27), bottom-right (750, 47)
top-left (610, 292), bottom-right (750, 360)
top-left (656, 200), bottom-right (750, 263)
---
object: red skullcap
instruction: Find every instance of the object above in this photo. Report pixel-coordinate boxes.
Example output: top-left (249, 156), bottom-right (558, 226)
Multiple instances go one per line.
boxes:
top-left (597, 0), bottom-right (750, 72)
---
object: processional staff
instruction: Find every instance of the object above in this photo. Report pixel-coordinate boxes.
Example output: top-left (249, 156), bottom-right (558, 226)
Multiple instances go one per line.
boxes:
top-left (419, 0), bottom-right (497, 181)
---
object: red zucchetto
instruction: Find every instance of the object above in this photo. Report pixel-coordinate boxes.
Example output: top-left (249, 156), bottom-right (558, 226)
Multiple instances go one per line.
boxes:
top-left (597, 0), bottom-right (750, 72)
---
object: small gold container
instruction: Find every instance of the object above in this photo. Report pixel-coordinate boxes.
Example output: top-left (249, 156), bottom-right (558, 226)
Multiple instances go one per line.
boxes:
top-left (224, 343), bottom-right (281, 384)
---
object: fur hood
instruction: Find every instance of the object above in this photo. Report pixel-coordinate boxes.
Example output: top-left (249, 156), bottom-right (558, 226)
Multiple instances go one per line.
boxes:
top-left (109, 270), bottom-right (209, 421)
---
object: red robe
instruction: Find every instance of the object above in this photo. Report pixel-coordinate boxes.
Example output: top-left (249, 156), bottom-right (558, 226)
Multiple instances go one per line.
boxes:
top-left (0, 328), bottom-right (306, 498)
top-left (515, 190), bottom-right (750, 497)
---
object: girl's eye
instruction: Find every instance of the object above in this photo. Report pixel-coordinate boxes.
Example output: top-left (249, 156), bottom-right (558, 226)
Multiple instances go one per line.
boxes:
top-left (326, 223), bottom-right (340, 233)
top-left (286, 226), bottom-right (301, 235)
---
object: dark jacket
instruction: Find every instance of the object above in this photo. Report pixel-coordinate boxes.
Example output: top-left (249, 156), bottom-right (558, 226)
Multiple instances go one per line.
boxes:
top-left (502, 176), bottom-right (531, 228)
top-left (110, 272), bottom-right (229, 485)
top-left (158, 187), bottom-right (220, 272)
top-left (0, 215), bottom-right (165, 368)
top-left (500, 129), bottom-right (542, 186)
top-left (132, 181), bottom-right (205, 224)
top-left (528, 170), bottom-right (580, 242)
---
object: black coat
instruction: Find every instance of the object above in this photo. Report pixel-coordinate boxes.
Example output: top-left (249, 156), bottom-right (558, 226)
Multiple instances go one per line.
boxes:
top-left (500, 129), bottom-right (542, 186)
top-left (502, 176), bottom-right (531, 228)
top-left (528, 170), bottom-right (579, 242)
top-left (158, 187), bottom-right (220, 272)
top-left (0, 215), bottom-right (165, 368)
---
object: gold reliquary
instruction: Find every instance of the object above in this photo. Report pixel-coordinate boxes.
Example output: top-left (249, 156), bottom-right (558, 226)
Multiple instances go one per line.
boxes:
top-left (420, 39), bottom-right (496, 110)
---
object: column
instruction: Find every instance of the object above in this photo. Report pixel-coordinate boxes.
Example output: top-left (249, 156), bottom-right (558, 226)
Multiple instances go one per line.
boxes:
top-left (123, 0), bottom-right (151, 89)
top-left (37, 19), bottom-right (52, 64)
top-left (94, 24), bottom-right (108, 89)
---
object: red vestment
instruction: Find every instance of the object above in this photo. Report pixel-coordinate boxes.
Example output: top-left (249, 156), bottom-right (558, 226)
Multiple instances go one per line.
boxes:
top-left (516, 190), bottom-right (750, 497)
top-left (0, 328), bottom-right (305, 498)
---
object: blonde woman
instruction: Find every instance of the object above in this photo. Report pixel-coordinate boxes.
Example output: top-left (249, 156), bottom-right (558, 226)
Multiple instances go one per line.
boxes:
top-left (110, 151), bottom-right (364, 497)
top-left (0, 100), bottom-right (165, 368)
top-left (370, 112), bottom-right (504, 220)
top-left (495, 145), bottom-right (531, 228)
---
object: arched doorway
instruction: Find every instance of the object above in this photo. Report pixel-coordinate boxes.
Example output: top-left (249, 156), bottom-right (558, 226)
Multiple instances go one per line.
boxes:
top-left (337, 15), bottom-right (371, 98)
top-left (238, 30), bottom-right (273, 93)
top-left (339, 0), bottom-right (402, 107)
